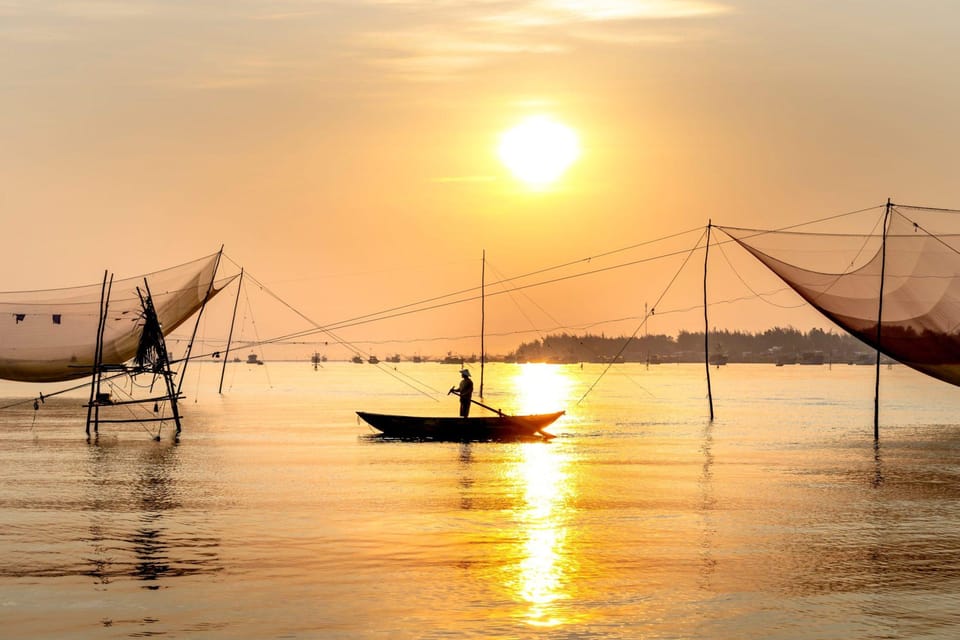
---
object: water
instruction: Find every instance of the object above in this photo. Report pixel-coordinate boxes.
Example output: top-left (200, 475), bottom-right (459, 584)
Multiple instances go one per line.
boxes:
top-left (2, 362), bottom-right (960, 639)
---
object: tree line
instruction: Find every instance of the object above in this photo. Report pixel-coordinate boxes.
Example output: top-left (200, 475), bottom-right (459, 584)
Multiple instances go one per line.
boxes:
top-left (508, 328), bottom-right (876, 364)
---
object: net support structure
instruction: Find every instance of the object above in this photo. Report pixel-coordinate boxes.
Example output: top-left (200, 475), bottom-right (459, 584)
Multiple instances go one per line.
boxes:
top-left (84, 277), bottom-right (184, 440)
top-left (85, 271), bottom-right (113, 436)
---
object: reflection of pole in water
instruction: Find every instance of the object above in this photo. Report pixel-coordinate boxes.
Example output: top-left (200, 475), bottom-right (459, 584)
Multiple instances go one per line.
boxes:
top-left (131, 444), bottom-right (179, 587)
top-left (83, 440), bottom-right (221, 587)
top-left (872, 441), bottom-right (884, 489)
top-left (698, 422), bottom-right (717, 591)
top-left (132, 513), bottom-right (168, 586)
top-left (84, 440), bottom-right (119, 586)
top-left (458, 442), bottom-right (474, 511)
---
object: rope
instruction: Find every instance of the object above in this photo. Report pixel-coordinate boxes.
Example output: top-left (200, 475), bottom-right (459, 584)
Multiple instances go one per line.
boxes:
top-left (220, 227), bottom-right (704, 343)
top-left (485, 259), bottom-right (556, 345)
top-left (204, 210), bottom-right (887, 356)
top-left (236, 240), bottom-right (708, 352)
top-left (0, 251), bottom-right (222, 296)
top-left (242, 280), bottom-right (273, 389)
top-left (713, 234), bottom-right (810, 310)
top-left (163, 203), bottom-right (948, 366)
top-left (577, 227), bottom-right (709, 406)
top-left (892, 204), bottom-right (960, 214)
top-left (237, 270), bottom-right (439, 400)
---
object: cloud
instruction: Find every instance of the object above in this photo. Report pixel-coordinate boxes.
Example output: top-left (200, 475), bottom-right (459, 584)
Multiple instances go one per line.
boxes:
top-left (535, 0), bottom-right (728, 21)
top-left (355, 23), bottom-right (565, 80)
top-left (2, 0), bottom-right (166, 21)
top-left (350, 0), bottom-right (732, 79)
top-left (431, 175), bottom-right (498, 183)
top-left (1, 0), bottom-right (732, 90)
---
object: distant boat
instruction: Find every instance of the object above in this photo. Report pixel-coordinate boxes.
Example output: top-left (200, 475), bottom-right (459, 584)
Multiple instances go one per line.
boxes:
top-left (351, 355), bottom-right (363, 364)
top-left (247, 353), bottom-right (264, 365)
top-left (368, 355), bottom-right (379, 364)
top-left (799, 350), bottom-right (825, 365)
top-left (357, 411), bottom-right (563, 442)
top-left (708, 353), bottom-right (728, 366)
top-left (441, 352), bottom-right (463, 365)
top-left (386, 354), bottom-right (401, 363)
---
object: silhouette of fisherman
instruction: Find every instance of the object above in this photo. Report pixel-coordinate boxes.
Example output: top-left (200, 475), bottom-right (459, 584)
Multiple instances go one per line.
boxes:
top-left (448, 369), bottom-right (474, 417)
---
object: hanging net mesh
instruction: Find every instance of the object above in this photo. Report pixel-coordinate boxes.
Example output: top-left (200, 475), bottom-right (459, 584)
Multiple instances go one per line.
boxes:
top-left (719, 206), bottom-right (960, 387)
top-left (0, 252), bottom-right (232, 383)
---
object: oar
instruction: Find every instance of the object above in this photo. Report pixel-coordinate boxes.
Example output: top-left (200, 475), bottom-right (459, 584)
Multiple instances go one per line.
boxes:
top-left (448, 390), bottom-right (554, 439)
top-left (448, 388), bottom-right (506, 416)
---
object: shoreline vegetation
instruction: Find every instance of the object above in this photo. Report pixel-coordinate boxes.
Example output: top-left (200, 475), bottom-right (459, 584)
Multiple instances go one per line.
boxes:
top-left (253, 328), bottom-right (898, 366)
top-left (506, 328), bottom-right (892, 365)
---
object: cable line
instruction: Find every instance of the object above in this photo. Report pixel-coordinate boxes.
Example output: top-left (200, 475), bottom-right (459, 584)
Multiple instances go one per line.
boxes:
top-left (577, 227), bottom-right (709, 406)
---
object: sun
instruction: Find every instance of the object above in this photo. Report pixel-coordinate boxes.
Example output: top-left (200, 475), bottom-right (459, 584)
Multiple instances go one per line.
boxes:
top-left (498, 116), bottom-right (580, 188)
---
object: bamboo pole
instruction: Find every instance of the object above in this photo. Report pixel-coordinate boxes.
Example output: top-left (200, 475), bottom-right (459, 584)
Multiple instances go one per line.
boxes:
top-left (93, 274), bottom-right (113, 435)
top-left (219, 268), bottom-right (244, 394)
top-left (177, 246), bottom-right (224, 397)
top-left (874, 199), bottom-right (892, 440)
top-left (704, 222), bottom-right (714, 422)
top-left (86, 271), bottom-right (110, 437)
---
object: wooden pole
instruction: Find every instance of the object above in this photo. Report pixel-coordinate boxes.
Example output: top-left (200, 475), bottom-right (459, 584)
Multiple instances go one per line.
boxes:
top-left (480, 250), bottom-right (486, 398)
top-left (86, 271), bottom-right (110, 437)
top-left (93, 274), bottom-right (113, 435)
top-left (874, 199), bottom-right (892, 440)
top-left (704, 222), bottom-right (714, 421)
top-left (219, 268), bottom-right (244, 394)
top-left (177, 247), bottom-right (224, 397)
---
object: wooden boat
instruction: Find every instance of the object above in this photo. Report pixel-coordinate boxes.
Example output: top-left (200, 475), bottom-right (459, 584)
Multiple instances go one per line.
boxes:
top-left (358, 252), bottom-right (564, 442)
top-left (357, 410), bottom-right (563, 441)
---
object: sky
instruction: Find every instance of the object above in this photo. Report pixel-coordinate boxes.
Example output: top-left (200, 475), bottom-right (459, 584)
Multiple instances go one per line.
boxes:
top-left (3, 0), bottom-right (960, 359)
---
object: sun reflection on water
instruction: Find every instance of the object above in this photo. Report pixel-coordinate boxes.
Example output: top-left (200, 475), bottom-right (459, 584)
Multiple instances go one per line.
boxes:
top-left (511, 363), bottom-right (573, 415)
top-left (508, 435), bottom-right (576, 627)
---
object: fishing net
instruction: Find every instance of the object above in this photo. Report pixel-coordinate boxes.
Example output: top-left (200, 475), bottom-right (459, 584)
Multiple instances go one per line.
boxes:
top-left (719, 206), bottom-right (960, 386)
top-left (0, 252), bottom-right (232, 382)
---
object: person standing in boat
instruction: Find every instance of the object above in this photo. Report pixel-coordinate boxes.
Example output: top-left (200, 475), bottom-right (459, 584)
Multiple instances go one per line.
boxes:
top-left (450, 369), bottom-right (474, 417)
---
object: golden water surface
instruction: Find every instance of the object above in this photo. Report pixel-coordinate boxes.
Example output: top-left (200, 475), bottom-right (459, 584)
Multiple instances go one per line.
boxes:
top-left (1, 362), bottom-right (960, 638)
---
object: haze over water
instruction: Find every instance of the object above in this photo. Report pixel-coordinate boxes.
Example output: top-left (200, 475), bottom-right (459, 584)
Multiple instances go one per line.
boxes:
top-left (2, 362), bottom-right (959, 639)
